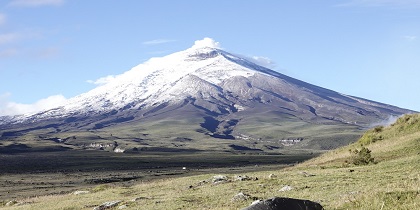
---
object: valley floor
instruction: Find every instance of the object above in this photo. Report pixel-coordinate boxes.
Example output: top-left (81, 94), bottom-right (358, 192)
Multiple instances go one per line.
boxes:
top-left (1, 149), bottom-right (418, 209)
top-left (0, 150), bottom-right (314, 202)
top-left (1, 150), bottom-right (418, 210)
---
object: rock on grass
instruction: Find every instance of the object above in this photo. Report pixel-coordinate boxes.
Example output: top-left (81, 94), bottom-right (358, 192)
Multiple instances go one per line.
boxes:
top-left (242, 197), bottom-right (324, 210)
top-left (93, 200), bottom-right (121, 210)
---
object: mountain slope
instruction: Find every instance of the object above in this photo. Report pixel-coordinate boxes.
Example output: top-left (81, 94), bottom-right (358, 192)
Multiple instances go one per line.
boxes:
top-left (0, 38), bottom-right (413, 152)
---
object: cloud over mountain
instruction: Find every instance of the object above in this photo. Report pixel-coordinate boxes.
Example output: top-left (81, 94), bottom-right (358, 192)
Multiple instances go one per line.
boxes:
top-left (191, 37), bottom-right (221, 49)
top-left (0, 93), bottom-right (66, 116)
top-left (87, 75), bottom-right (117, 86)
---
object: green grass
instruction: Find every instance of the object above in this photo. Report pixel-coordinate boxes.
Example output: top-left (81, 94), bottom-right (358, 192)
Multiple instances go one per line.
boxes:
top-left (236, 113), bottom-right (362, 150)
top-left (1, 114), bottom-right (419, 210)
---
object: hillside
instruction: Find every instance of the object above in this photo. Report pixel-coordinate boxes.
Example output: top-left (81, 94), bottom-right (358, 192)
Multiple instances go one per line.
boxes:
top-left (2, 114), bottom-right (418, 209)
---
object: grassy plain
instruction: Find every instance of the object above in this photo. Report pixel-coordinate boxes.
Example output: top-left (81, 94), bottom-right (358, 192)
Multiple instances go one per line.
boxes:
top-left (1, 114), bottom-right (419, 209)
top-left (0, 151), bottom-right (314, 201)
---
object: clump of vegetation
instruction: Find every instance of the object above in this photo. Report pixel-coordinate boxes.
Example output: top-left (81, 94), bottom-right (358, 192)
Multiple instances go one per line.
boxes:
top-left (373, 125), bottom-right (383, 133)
top-left (91, 184), bottom-right (112, 193)
top-left (358, 114), bottom-right (420, 146)
top-left (349, 147), bottom-right (376, 165)
top-left (392, 114), bottom-right (420, 133)
top-left (358, 126), bottom-right (385, 145)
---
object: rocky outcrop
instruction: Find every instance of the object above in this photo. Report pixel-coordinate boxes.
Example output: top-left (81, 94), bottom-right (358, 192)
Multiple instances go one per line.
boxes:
top-left (5, 200), bottom-right (18, 206)
top-left (72, 190), bottom-right (90, 195)
top-left (212, 175), bottom-right (228, 184)
top-left (234, 175), bottom-right (254, 181)
top-left (232, 192), bottom-right (254, 202)
top-left (242, 197), bottom-right (323, 210)
top-left (268, 174), bottom-right (277, 179)
top-left (93, 200), bottom-right (121, 210)
top-left (278, 185), bottom-right (293, 192)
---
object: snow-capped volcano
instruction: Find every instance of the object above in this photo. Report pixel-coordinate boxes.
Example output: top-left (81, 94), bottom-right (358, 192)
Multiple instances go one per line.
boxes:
top-left (23, 39), bottom-right (258, 120)
top-left (0, 38), bottom-right (413, 151)
top-left (7, 39), bottom-right (265, 121)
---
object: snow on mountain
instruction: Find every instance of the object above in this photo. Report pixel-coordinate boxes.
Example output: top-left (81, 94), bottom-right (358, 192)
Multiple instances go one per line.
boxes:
top-left (10, 39), bottom-right (261, 121)
top-left (0, 38), bottom-right (412, 127)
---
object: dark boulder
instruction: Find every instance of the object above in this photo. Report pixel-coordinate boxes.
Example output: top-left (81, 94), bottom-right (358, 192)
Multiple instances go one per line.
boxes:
top-left (242, 197), bottom-right (323, 210)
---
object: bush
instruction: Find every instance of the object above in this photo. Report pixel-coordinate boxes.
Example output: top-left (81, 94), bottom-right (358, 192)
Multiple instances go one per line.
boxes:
top-left (392, 114), bottom-right (420, 133)
top-left (373, 126), bottom-right (384, 133)
top-left (350, 147), bottom-right (376, 165)
top-left (358, 132), bottom-right (384, 145)
top-left (91, 184), bottom-right (111, 192)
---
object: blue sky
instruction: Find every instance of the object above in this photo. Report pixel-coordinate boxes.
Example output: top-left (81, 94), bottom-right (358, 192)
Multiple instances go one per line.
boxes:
top-left (0, 0), bottom-right (419, 116)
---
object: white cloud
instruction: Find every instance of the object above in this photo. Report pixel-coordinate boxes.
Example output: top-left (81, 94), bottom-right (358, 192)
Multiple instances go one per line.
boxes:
top-left (0, 93), bottom-right (67, 116)
top-left (232, 53), bottom-right (276, 69)
top-left (0, 13), bottom-right (6, 26)
top-left (142, 39), bottom-right (176, 45)
top-left (190, 38), bottom-right (274, 68)
top-left (403, 35), bottom-right (417, 41)
top-left (87, 75), bottom-right (116, 86)
top-left (336, 0), bottom-right (420, 8)
top-left (0, 33), bottom-right (20, 45)
top-left (191, 37), bottom-right (222, 49)
top-left (249, 56), bottom-right (276, 69)
top-left (9, 0), bottom-right (65, 7)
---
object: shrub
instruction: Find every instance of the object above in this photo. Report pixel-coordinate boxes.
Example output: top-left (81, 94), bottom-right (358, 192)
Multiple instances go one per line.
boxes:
top-left (350, 147), bottom-right (376, 165)
top-left (358, 127), bottom-right (385, 145)
top-left (392, 114), bottom-right (420, 133)
top-left (373, 126), bottom-right (384, 133)
top-left (91, 184), bottom-right (111, 192)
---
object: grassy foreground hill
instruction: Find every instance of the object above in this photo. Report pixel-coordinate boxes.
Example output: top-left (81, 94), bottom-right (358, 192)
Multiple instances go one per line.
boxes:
top-left (2, 114), bottom-right (419, 210)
